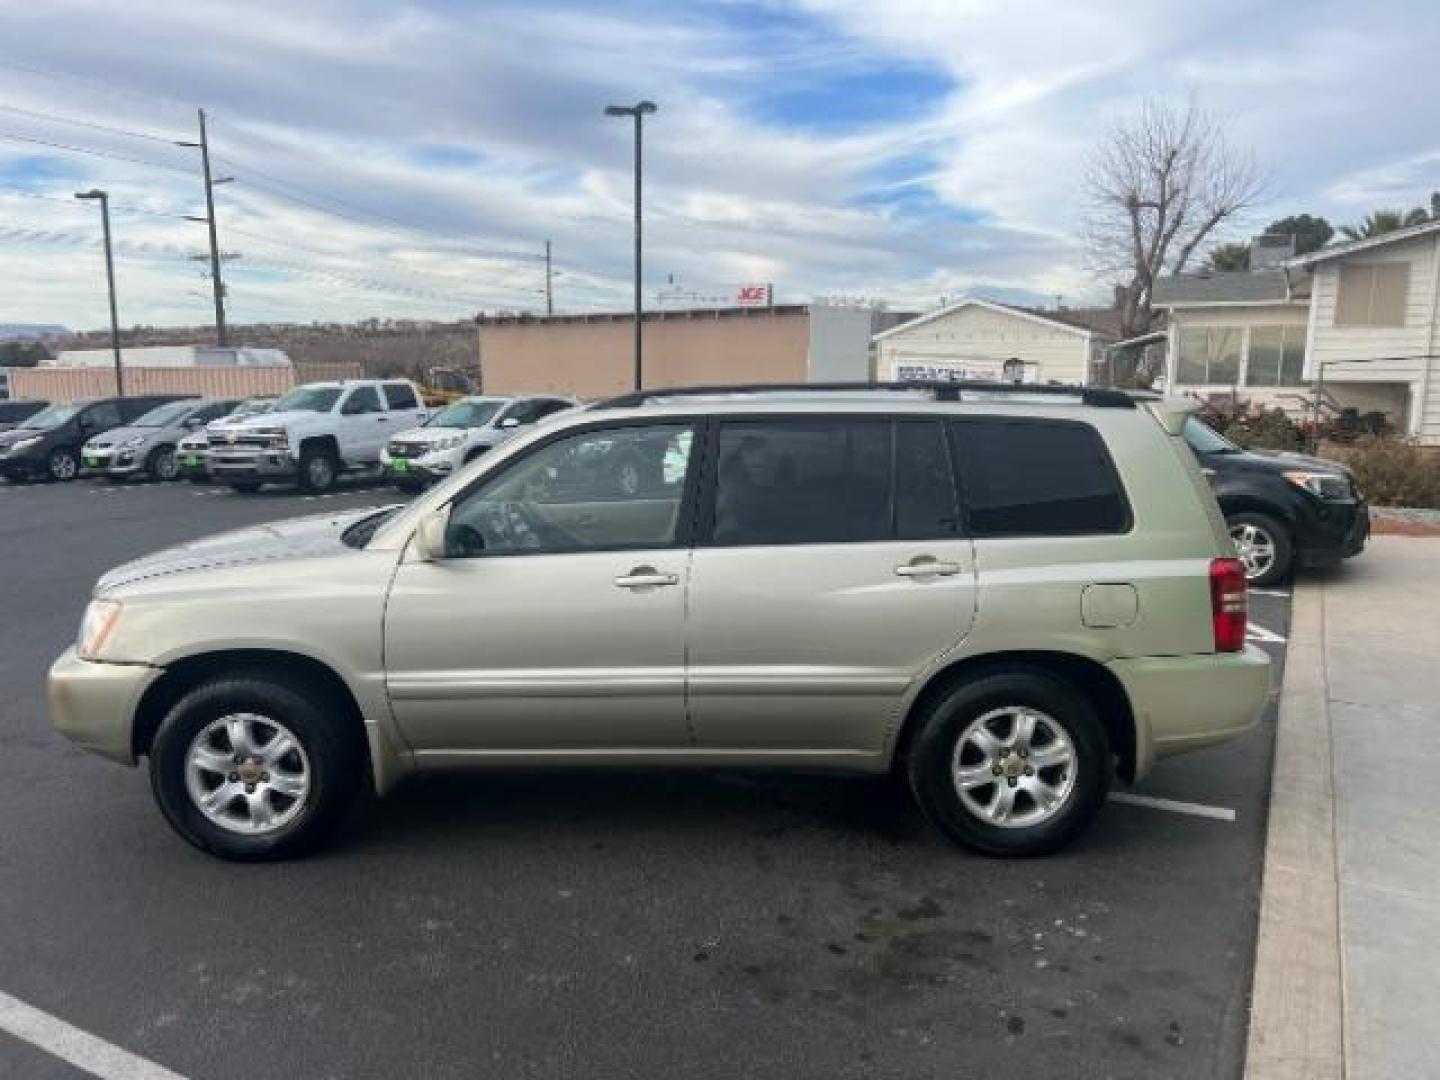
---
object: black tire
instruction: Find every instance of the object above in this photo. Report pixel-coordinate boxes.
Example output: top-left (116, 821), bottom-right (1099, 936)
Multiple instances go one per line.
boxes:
top-left (906, 666), bottom-right (1111, 857)
top-left (47, 447), bottom-right (79, 482)
top-left (298, 445), bottom-right (337, 493)
top-left (1225, 510), bottom-right (1292, 588)
top-left (187, 474), bottom-right (210, 485)
top-left (148, 673), bottom-right (365, 861)
top-left (228, 481), bottom-right (262, 494)
top-left (146, 445), bottom-right (179, 482)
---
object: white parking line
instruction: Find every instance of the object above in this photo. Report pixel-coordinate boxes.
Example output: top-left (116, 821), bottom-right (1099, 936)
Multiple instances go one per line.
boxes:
top-left (1247, 621), bottom-right (1287, 644)
top-left (0, 989), bottom-right (187, 1079)
top-left (1108, 791), bottom-right (1237, 821)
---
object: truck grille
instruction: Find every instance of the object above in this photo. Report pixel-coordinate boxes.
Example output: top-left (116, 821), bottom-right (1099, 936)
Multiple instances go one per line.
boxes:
top-left (208, 433), bottom-right (271, 450)
top-left (387, 441), bottom-right (427, 459)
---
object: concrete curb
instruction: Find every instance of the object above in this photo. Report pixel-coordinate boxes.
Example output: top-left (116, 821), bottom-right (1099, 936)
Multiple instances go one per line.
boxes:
top-left (1244, 581), bottom-right (1344, 1080)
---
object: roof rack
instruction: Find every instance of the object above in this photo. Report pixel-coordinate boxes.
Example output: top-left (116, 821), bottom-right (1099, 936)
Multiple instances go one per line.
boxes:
top-left (595, 380), bottom-right (1136, 410)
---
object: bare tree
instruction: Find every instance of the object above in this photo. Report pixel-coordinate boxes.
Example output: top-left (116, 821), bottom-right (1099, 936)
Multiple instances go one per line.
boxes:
top-left (1085, 99), bottom-right (1264, 338)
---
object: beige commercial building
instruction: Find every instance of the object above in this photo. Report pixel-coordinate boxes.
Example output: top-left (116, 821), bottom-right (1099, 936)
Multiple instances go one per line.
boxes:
top-left (477, 305), bottom-right (912, 398)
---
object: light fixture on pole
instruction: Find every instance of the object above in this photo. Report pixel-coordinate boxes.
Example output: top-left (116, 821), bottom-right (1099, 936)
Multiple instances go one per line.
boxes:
top-left (603, 100), bottom-right (657, 391)
top-left (74, 189), bottom-right (124, 397)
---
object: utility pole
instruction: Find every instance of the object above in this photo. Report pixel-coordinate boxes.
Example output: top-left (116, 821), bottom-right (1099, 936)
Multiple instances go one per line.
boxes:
top-left (74, 189), bottom-right (123, 396)
top-left (544, 239), bottom-right (554, 316)
top-left (604, 100), bottom-right (657, 390)
top-left (177, 110), bottom-right (230, 346)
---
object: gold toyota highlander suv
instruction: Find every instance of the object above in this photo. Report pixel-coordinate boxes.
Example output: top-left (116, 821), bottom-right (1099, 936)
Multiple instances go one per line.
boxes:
top-left (48, 382), bottom-right (1270, 861)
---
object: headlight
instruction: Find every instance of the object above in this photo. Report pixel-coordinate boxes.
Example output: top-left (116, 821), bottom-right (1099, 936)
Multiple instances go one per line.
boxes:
top-left (10, 435), bottom-right (41, 452)
top-left (251, 428), bottom-right (288, 449)
top-left (431, 435), bottom-right (465, 452)
top-left (121, 436), bottom-right (146, 449)
top-left (1282, 470), bottom-right (1352, 501)
top-left (77, 599), bottom-right (123, 660)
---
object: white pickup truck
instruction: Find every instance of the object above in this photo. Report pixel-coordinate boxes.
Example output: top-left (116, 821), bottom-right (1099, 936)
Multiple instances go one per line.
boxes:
top-left (206, 379), bottom-right (428, 493)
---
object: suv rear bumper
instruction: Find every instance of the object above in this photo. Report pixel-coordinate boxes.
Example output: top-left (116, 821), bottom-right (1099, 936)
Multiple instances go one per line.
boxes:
top-left (1110, 644), bottom-right (1272, 778)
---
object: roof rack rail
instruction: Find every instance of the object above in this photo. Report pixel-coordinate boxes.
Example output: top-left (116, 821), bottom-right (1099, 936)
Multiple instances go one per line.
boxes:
top-left (596, 380), bottom-right (1136, 410)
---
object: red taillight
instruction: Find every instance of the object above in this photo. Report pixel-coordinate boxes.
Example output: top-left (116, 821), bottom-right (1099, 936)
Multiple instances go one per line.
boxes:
top-left (1210, 557), bottom-right (1248, 652)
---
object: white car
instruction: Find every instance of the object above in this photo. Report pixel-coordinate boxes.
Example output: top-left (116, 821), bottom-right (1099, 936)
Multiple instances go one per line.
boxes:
top-left (207, 380), bottom-right (428, 493)
top-left (380, 394), bottom-right (575, 492)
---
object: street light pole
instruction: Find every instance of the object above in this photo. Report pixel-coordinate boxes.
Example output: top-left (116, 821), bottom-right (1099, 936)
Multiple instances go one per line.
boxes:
top-left (74, 189), bottom-right (123, 396)
top-left (544, 239), bottom-right (554, 316)
top-left (604, 100), bottom-right (657, 391)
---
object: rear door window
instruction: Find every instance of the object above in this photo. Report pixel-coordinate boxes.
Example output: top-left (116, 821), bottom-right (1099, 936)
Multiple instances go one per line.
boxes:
top-left (85, 402), bottom-right (122, 429)
top-left (383, 383), bottom-right (419, 411)
top-left (949, 418), bottom-right (1130, 536)
top-left (707, 419), bottom-right (893, 546)
top-left (342, 387), bottom-right (383, 415)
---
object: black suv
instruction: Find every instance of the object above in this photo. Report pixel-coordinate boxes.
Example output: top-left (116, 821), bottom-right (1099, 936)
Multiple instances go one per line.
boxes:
top-left (1184, 416), bottom-right (1369, 586)
top-left (0, 395), bottom-right (187, 483)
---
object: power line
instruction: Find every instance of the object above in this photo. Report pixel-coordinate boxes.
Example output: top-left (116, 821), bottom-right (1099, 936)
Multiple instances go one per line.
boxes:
top-left (0, 130), bottom-right (193, 174)
top-left (0, 102), bottom-right (184, 145)
top-left (0, 184), bottom-right (182, 219)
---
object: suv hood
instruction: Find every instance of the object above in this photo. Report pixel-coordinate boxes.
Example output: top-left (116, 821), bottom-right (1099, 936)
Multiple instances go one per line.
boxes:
top-left (96, 506), bottom-right (393, 593)
top-left (218, 409), bottom-right (328, 432)
top-left (1222, 446), bottom-right (1351, 476)
top-left (85, 424), bottom-right (150, 448)
top-left (392, 425), bottom-right (468, 444)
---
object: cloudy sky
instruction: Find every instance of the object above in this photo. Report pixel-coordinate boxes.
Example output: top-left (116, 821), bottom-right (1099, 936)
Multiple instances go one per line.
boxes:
top-left (1, 0), bottom-right (1437, 331)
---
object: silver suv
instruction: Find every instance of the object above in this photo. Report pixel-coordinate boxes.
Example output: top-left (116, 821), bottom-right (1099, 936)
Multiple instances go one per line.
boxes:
top-left (48, 383), bottom-right (1270, 860)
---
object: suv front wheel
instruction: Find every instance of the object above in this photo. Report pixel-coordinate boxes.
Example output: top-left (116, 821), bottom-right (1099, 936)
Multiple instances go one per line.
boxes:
top-left (148, 673), bottom-right (364, 860)
top-left (907, 667), bottom-right (1111, 856)
top-left (1226, 511), bottom-right (1291, 587)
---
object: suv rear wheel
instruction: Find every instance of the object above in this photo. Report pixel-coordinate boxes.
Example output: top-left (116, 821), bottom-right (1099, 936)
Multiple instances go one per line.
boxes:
top-left (1226, 511), bottom-right (1291, 587)
top-left (148, 673), bottom-right (364, 860)
top-left (907, 667), bottom-right (1111, 856)
top-left (47, 447), bottom-right (79, 482)
top-left (146, 445), bottom-right (179, 482)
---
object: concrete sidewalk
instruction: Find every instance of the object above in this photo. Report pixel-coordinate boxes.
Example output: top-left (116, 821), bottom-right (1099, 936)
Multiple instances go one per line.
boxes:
top-left (1247, 536), bottom-right (1440, 1080)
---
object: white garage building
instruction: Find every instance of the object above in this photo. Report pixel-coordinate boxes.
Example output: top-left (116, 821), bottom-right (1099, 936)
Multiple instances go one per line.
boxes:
top-left (872, 297), bottom-right (1119, 385)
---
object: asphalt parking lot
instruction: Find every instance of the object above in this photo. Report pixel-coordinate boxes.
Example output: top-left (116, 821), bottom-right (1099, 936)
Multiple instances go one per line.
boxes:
top-left (0, 476), bottom-right (1291, 1080)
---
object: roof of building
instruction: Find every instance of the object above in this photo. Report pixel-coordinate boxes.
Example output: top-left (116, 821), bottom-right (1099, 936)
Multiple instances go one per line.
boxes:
top-left (1152, 268), bottom-right (1295, 308)
top-left (1285, 217), bottom-right (1440, 267)
top-left (872, 296), bottom-right (1120, 342)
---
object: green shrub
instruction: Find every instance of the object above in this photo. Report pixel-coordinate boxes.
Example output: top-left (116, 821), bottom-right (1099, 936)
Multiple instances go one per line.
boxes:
top-left (1323, 438), bottom-right (1440, 508)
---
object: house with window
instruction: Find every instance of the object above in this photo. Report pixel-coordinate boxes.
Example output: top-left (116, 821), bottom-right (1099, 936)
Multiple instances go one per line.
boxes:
top-left (1156, 222), bottom-right (1440, 442)
top-left (871, 297), bottom-right (1118, 385)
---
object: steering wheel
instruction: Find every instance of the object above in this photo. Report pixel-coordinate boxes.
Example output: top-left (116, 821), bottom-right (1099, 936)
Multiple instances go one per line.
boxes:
top-left (448, 523), bottom-right (487, 558)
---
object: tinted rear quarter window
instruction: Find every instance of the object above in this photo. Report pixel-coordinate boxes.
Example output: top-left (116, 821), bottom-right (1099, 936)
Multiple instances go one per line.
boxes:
top-left (950, 418), bottom-right (1130, 536)
top-left (383, 383), bottom-right (419, 410)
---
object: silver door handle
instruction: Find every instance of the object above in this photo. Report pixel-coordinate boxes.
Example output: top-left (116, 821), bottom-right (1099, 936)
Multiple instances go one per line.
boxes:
top-left (614, 569), bottom-right (679, 589)
top-left (895, 560), bottom-right (962, 578)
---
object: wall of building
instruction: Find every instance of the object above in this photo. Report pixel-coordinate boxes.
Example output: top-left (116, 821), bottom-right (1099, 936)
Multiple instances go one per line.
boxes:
top-left (1164, 303), bottom-right (1311, 391)
top-left (806, 306), bottom-right (877, 382)
top-left (478, 309), bottom-right (812, 398)
top-left (875, 304), bottom-right (1091, 384)
top-left (9, 363), bottom-right (359, 403)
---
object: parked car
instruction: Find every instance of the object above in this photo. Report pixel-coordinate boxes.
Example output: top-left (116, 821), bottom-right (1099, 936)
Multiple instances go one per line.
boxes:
top-left (0, 395), bottom-right (188, 483)
top-left (82, 398), bottom-right (244, 483)
top-left (1183, 417), bottom-right (1369, 586)
top-left (205, 379), bottom-right (428, 494)
top-left (380, 394), bottom-right (575, 492)
top-left (177, 396), bottom-right (277, 483)
top-left (0, 399), bottom-right (48, 432)
top-left (48, 382), bottom-right (1271, 861)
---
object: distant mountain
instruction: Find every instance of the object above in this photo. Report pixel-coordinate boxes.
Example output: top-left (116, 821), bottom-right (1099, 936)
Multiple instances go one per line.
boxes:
top-left (0, 324), bottom-right (69, 341)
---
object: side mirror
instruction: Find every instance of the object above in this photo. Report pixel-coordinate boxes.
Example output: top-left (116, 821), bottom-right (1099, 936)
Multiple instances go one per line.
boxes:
top-left (414, 506), bottom-right (451, 562)
top-left (498, 416), bottom-right (520, 429)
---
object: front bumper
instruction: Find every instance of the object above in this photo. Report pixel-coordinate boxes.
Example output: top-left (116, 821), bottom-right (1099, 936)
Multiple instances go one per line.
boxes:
top-left (47, 647), bottom-right (161, 766)
top-left (1111, 644), bottom-right (1272, 779)
top-left (0, 450), bottom-right (46, 478)
top-left (206, 447), bottom-right (298, 481)
top-left (380, 445), bottom-right (463, 484)
top-left (1296, 498), bottom-right (1370, 567)
top-left (81, 448), bottom-right (116, 475)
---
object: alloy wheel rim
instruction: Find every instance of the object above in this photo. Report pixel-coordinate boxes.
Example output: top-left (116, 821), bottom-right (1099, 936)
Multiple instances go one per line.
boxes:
top-left (951, 706), bottom-right (1077, 829)
top-left (308, 456), bottom-right (333, 488)
top-left (156, 450), bottom-right (177, 480)
top-left (52, 453), bottom-right (76, 480)
top-left (184, 712), bottom-right (311, 835)
top-left (1229, 522), bottom-right (1276, 580)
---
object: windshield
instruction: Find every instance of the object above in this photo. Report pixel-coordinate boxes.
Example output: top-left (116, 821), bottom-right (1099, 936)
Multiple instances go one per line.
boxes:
top-left (341, 506), bottom-right (401, 549)
top-left (132, 401), bottom-right (196, 428)
top-left (427, 400), bottom-right (504, 429)
top-left (274, 387), bottom-right (343, 413)
top-left (232, 397), bottom-right (275, 418)
top-left (1184, 416), bottom-right (1240, 455)
top-left (18, 402), bottom-right (81, 429)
